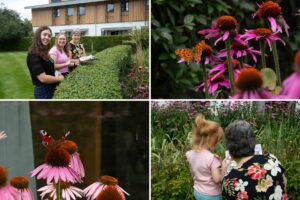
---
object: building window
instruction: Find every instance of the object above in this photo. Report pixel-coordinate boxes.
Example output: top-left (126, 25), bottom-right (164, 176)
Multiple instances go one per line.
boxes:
top-left (107, 2), bottom-right (114, 13)
top-left (145, 0), bottom-right (149, 10)
top-left (121, 0), bottom-right (129, 12)
top-left (53, 8), bottom-right (60, 17)
top-left (67, 7), bottom-right (73, 16)
top-left (51, 0), bottom-right (61, 3)
top-left (79, 6), bottom-right (86, 16)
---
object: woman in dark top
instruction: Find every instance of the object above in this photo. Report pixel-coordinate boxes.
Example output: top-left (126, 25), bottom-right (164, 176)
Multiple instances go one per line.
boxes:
top-left (222, 120), bottom-right (287, 200)
top-left (68, 29), bottom-right (85, 70)
top-left (27, 26), bottom-right (64, 99)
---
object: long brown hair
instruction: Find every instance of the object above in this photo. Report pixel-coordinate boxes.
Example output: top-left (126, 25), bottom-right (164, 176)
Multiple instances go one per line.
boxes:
top-left (55, 32), bottom-right (70, 55)
top-left (28, 26), bottom-right (52, 61)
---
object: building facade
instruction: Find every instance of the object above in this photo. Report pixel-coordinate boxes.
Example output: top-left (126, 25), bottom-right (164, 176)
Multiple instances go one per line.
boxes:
top-left (25, 0), bottom-right (149, 36)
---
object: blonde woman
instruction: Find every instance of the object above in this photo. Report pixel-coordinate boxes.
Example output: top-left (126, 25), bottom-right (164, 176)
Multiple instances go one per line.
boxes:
top-left (49, 32), bottom-right (74, 77)
top-left (186, 114), bottom-right (228, 200)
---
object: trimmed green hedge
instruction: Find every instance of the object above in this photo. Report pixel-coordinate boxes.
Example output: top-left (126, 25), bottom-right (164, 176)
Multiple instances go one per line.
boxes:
top-left (0, 34), bottom-right (149, 52)
top-left (54, 45), bottom-right (131, 99)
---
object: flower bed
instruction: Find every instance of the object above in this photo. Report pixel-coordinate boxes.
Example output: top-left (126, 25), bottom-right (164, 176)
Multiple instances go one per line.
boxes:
top-left (152, 101), bottom-right (300, 199)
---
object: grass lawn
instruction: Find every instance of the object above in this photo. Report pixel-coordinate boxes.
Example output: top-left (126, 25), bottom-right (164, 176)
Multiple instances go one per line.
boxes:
top-left (0, 52), bottom-right (33, 99)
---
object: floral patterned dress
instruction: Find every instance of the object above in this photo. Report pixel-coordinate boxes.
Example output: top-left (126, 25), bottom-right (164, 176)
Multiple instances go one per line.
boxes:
top-left (222, 154), bottom-right (287, 200)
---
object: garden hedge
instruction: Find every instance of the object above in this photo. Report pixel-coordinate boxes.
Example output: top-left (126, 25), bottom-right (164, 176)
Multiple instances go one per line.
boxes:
top-left (0, 35), bottom-right (141, 52)
top-left (54, 45), bottom-right (131, 99)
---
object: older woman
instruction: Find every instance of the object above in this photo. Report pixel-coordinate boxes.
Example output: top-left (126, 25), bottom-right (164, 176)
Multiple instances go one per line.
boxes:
top-left (222, 120), bottom-right (287, 200)
top-left (69, 29), bottom-right (86, 69)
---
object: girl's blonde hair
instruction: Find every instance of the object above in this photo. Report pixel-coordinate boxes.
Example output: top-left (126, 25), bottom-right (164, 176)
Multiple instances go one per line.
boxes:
top-left (191, 114), bottom-right (224, 149)
top-left (55, 32), bottom-right (70, 55)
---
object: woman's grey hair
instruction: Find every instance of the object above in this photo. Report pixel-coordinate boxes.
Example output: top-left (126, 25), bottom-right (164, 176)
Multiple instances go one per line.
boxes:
top-left (224, 120), bottom-right (256, 159)
top-left (72, 29), bottom-right (81, 35)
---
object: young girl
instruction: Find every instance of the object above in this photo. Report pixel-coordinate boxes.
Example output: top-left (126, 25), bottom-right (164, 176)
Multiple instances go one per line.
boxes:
top-left (49, 32), bottom-right (73, 77)
top-left (186, 114), bottom-right (228, 200)
top-left (27, 26), bottom-right (64, 99)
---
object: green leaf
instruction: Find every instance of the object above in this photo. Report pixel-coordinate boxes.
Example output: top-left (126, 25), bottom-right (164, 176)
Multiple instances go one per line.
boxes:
top-left (261, 68), bottom-right (277, 90)
top-left (184, 15), bottom-right (194, 24)
top-left (195, 15), bottom-right (207, 25)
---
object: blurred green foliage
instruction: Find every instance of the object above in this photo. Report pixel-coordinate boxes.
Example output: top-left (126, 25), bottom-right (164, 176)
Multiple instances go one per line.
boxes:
top-left (152, 0), bottom-right (300, 98)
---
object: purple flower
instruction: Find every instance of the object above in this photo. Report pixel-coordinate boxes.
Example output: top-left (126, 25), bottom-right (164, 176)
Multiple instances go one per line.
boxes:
top-left (196, 74), bottom-right (230, 94)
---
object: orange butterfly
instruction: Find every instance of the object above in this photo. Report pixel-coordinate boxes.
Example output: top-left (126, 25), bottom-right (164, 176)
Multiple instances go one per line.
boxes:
top-left (175, 40), bottom-right (205, 64)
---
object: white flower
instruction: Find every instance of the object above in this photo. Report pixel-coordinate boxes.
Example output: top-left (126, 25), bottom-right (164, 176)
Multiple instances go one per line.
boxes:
top-left (0, 131), bottom-right (7, 140)
top-left (38, 182), bottom-right (83, 200)
top-left (234, 179), bottom-right (248, 192)
top-left (269, 154), bottom-right (281, 165)
top-left (264, 159), bottom-right (282, 176)
top-left (269, 185), bottom-right (283, 200)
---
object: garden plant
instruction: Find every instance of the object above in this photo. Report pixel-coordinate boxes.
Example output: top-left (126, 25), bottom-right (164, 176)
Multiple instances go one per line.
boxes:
top-left (152, 0), bottom-right (300, 98)
top-left (152, 101), bottom-right (300, 199)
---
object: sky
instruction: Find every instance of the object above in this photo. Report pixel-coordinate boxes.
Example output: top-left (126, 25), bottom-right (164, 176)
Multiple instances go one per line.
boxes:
top-left (0, 0), bottom-right (48, 20)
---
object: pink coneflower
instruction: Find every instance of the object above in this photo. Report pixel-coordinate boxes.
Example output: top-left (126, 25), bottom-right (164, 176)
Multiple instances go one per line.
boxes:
top-left (218, 40), bottom-right (261, 63)
top-left (83, 175), bottom-right (129, 200)
top-left (240, 28), bottom-right (285, 51)
top-left (0, 131), bottom-right (7, 140)
top-left (31, 148), bottom-right (80, 184)
top-left (280, 51), bottom-right (300, 98)
top-left (38, 181), bottom-right (83, 200)
top-left (197, 74), bottom-right (230, 94)
top-left (60, 140), bottom-right (85, 179)
top-left (231, 68), bottom-right (275, 99)
top-left (209, 59), bottom-right (241, 79)
top-left (198, 15), bottom-right (238, 45)
top-left (253, 1), bottom-right (289, 36)
top-left (10, 176), bottom-right (34, 200)
top-left (0, 166), bottom-right (17, 200)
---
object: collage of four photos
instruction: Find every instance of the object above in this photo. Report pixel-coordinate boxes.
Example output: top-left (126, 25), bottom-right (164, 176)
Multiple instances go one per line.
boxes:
top-left (0, 0), bottom-right (299, 199)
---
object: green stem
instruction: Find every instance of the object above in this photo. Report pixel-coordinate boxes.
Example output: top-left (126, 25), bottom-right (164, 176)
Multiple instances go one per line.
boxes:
top-left (225, 38), bottom-right (235, 94)
top-left (259, 39), bottom-right (267, 69)
top-left (239, 57), bottom-right (244, 69)
top-left (271, 41), bottom-right (281, 86)
top-left (56, 181), bottom-right (61, 200)
top-left (200, 60), bottom-right (209, 99)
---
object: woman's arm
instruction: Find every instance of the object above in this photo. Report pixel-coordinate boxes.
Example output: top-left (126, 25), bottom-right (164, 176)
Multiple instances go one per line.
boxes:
top-left (50, 54), bottom-right (71, 69)
top-left (37, 72), bottom-right (64, 84)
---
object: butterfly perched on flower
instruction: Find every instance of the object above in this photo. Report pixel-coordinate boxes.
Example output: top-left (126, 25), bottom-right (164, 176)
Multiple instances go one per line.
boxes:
top-left (175, 40), bottom-right (205, 64)
top-left (39, 130), bottom-right (71, 147)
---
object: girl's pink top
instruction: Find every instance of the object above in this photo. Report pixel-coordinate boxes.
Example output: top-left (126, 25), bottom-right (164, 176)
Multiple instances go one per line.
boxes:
top-left (186, 149), bottom-right (221, 196)
top-left (49, 46), bottom-right (69, 74)
top-left (280, 72), bottom-right (300, 99)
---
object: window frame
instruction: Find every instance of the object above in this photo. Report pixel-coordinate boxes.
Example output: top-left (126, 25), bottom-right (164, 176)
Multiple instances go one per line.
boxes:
top-left (106, 1), bottom-right (114, 13)
top-left (121, 0), bottom-right (129, 12)
top-left (53, 8), bottom-right (61, 17)
top-left (67, 7), bottom-right (74, 16)
top-left (79, 6), bottom-right (86, 16)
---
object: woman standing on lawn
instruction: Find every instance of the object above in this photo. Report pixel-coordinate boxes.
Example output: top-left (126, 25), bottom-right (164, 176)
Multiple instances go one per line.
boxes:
top-left (69, 29), bottom-right (86, 69)
top-left (26, 26), bottom-right (64, 99)
top-left (49, 32), bottom-right (73, 77)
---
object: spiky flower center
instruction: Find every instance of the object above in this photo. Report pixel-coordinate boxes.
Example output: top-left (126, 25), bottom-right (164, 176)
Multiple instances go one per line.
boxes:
top-left (258, 1), bottom-right (281, 18)
top-left (225, 59), bottom-right (240, 69)
top-left (235, 68), bottom-right (263, 90)
top-left (216, 15), bottom-right (237, 31)
top-left (231, 41), bottom-right (248, 50)
top-left (60, 140), bottom-right (78, 155)
top-left (100, 176), bottom-right (118, 186)
top-left (10, 176), bottom-right (29, 190)
top-left (45, 148), bottom-right (70, 167)
top-left (0, 166), bottom-right (7, 187)
top-left (96, 186), bottom-right (123, 200)
top-left (209, 74), bottom-right (225, 83)
top-left (255, 28), bottom-right (272, 36)
top-left (202, 44), bottom-right (213, 57)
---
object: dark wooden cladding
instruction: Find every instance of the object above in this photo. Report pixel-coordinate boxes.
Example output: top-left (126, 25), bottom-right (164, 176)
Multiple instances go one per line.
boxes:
top-left (31, 0), bottom-right (148, 26)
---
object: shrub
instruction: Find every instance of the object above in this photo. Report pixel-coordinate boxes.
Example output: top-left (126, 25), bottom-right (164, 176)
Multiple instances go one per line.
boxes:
top-left (54, 45), bottom-right (131, 99)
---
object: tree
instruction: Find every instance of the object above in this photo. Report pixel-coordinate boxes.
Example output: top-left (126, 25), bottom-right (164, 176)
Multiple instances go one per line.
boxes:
top-left (0, 7), bottom-right (29, 42)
